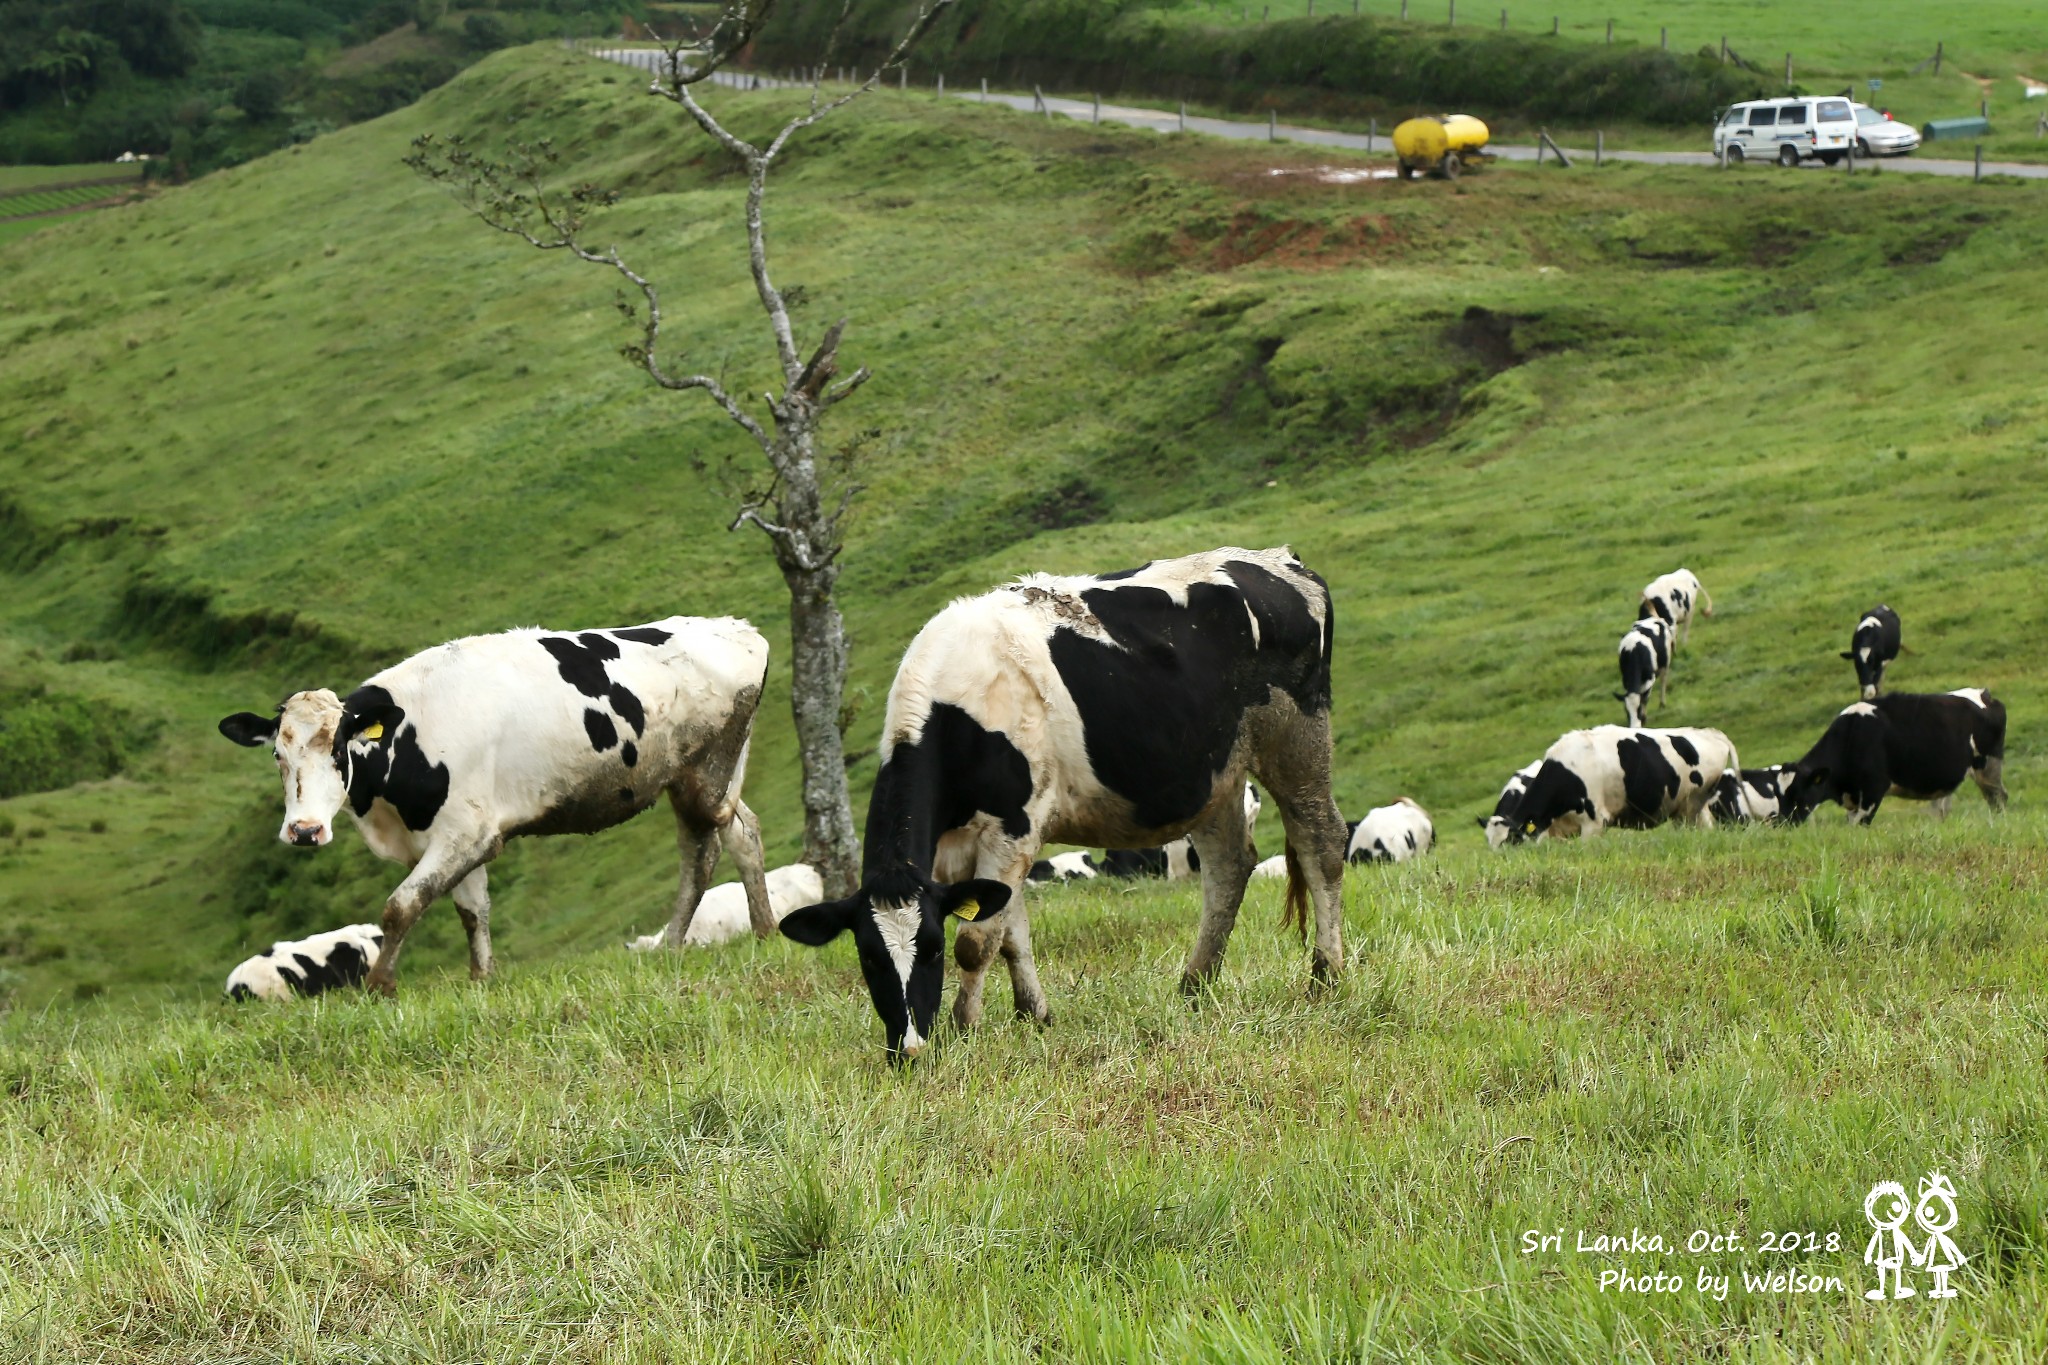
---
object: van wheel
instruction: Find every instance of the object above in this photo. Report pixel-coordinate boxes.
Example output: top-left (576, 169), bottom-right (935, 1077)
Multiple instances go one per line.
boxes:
top-left (1778, 145), bottom-right (1800, 167)
top-left (1725, 144), bottom-right (1745, 164)
top-left (1439, 153), bottom-right (1462, 180)
top-left (1819, 151), bottom-right (1843, 165)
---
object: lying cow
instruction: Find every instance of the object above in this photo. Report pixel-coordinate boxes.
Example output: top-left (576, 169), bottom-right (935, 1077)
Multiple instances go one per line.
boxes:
top-left (629, 863), bottom-right (822, 950)
top-left (1481, 761), bottom-right (1543, 850)
top-left (1616, 616), bottom-right (1672, 729)
top-left (1707, 764), bottom-right (1793, 823)
top-left (1099, 785), bottom-right (1262, 881)
top-left (1842, 604), bottom-right (1902, 701)
top-left (1346, 798), bottom-right (1434, 864)
top-left (1027, 851), bottom-right (1100, 884)
top-left (226, 924), bottom-right (384, 1001)
top-left (1503, 725), bottom-right (1738, 843)
top-left (1639, 569), bottom-right (1712, 647)
top-left (777, 548), bottom-right (1348, 1060)
top-left (1780, 689), bottom-right (2007, 825)
top-left (220, 616), bottom-right (773, 994)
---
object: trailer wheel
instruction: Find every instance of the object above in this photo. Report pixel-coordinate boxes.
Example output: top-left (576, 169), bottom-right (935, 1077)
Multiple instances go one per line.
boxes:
top-left (1439, 152), bottom-right (1462, 180)
top-left (1396, 161), bottom-right (1414, 179)
top-left (1778, 145), bottom-right (1800, 167)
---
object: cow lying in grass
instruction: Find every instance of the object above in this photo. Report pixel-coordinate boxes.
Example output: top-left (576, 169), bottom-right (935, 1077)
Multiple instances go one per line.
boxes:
top-left (1098, 786), bottom-right (1262, 881)
top-left (226, 924), bottom-right (383, 1001)
top-left (1780, 689), bottom-right (2007, 824)
top-left (1346, 798), bottom-right (1434, 864)
top-left (628, 864), bottom-right (823, 950)
top-left (220, 616), bottom-right (773, 994)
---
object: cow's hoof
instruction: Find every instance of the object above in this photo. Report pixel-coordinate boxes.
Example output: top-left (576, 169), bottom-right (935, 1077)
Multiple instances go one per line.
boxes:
top-left (1014, 1001), bottom-right (1052, 1027)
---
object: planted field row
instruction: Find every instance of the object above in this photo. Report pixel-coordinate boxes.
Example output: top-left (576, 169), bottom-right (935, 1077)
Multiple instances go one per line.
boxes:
top-left (0, 162), bottom-right (143, 193)
top-left (0, 184), bottom-right (126, 218)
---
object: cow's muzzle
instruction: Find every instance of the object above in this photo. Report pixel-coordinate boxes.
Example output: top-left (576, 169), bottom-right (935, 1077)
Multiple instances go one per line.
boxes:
top-left (284, 820), bottom-right (330, 848)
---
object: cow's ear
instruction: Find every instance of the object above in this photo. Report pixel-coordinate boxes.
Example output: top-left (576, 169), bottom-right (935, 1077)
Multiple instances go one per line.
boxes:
top-left (340, 701), bottom-right (405, 746)
top-left (938, 879), bottom-right (1011, 923)
top-left (219, 712), bottom-right (279, 747)
top-left (778, 895), bottom-right (863, 946)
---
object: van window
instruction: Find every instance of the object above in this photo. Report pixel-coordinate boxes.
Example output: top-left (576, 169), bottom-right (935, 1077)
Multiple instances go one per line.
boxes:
top-left (1749, 107), bottom-right (1778, 126)
top-left (1722, 108), bottom-right (1745, 125)
top-left (1780, 105), bottom-right (1808, 125)
top-left (1817, 100), bottom-right (1852, 121)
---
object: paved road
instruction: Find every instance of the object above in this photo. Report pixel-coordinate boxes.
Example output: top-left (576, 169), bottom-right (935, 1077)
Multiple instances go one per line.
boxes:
top-left (590, 52), bottom-right (2048, 181)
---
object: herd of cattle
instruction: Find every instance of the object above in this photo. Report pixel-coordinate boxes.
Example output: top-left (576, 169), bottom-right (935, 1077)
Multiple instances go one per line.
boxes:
top-left (216, 548), bottom-right (2009, 1061)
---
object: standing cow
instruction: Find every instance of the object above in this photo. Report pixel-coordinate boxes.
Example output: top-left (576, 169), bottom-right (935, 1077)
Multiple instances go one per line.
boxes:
top-left (1503, 725), bottom-right (1739, 843)
top-left (777, 548), bottom-right (1349, 1060)
top-left (1639, 569), bottom-right (1712, 647)
top-left (220, 616), bottom-right (772, 994)
top-left (1841, 605), bottom-right (1902, 701)
top-left (1616, 616), bottom-right (1673, 728)
top-left (1780, 689), bottom-right (2007, 825)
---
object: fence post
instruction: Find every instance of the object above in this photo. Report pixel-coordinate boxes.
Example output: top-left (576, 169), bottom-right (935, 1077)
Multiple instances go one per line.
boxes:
top-left (1092, 93), bottom-right (1100, 124)
top-left (1269, 109), bottom-right (1277, 141)
top-left (1845, 140), bottom-right (1854, 174)
top-left (1354, 0), bottom-right (1359, 13)
top-left (1933, 41), bottom-right (1942, 76)
top-left (1034, 83), bottom-right (1045, 114)
top-left (1368, 115), bottom-right (1376, 152)
top-left (1980, 98), bottom-right (1988, 119)
top-left (1536, 128), bottom-right (1546, 165)
top-left (1307, 0), bottom-right (1313, 14)
top-left (1719, 35), bottom-right (1727, 64)
top-left (900, 67), bottom-right (907, 90)
top-left (1596, 129), bottom-right (1603, 166)
top-left (1605, 17), bottom-right (1612, 42)
top-left (1719, 140), bottom-right (1727, 168)
top-left (981, 76), bottom-right (988, 102)
top-left (1179, 101), bottom-right (1187, 131)
top-left (1448, 0), bottom-right (1455, 24)
top-left (1552, 16), bottom-right (1558, 34)
top-left (1784, 52), bottom-right (1792, 86)
top-left (1400, 0), bottom-right (1407, 17)
top-left (1500, 8), bottom-right (1507, 30)
top-left (1974, 143), bottom-right (1983, 181)
top-left (1262, 3), bottom-right (1269, 18)
top-left (1660, 25), bottom-right (1667, 49)
top-left (937, 72), bottom-right (944, 98)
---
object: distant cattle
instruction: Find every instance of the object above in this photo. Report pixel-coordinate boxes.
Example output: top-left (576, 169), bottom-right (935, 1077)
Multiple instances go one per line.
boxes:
top-left (629, 864), bottom-right (823, 950)
top-left (1099, 785), bottom-right (1262, 882)
top-left (226, 924), bottom-right (383, 1001)
top-left (1504, 726), bottom-right (1738, 843)
top-left (220, 617), bottom-right (773, 994)
top-left (777, 548), bottom-right (1348, 1061)
top-left (1841, 605), bottom-right (1902, 701)
top-left (1616, 616), bottom-right (1673, 728)
top-left (1707, 764), bottom-right (1793, 824)
top-left (1781, 690), bottom-right (2007, 824)
top-left (1481, 761), bottom-right (1544, 850)
top-left (1346, 798), bottom-right (1434, 864)
top-left (1638, 569), bottom-right (1712, 647)
top-left (1026, 851), bottom-right (1100, 884)
top-left (1250, 854), bottom-right (1288, 879)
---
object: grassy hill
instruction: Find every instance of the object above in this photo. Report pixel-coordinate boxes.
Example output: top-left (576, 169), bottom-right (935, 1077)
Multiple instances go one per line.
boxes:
top-left (2, 43), bottom-right (2045, 1007)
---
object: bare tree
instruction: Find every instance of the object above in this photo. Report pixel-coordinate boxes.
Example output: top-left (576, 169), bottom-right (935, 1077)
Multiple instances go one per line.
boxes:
top-left (406, 0), bottom-right (955, 900)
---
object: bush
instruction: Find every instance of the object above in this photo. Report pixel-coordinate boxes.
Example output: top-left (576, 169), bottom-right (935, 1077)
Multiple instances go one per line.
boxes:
top-left (235, 68), bottom-right (289, 120)
top-left (0, 688), bottom-right (147, 799)
top-left (463, 11), bottom-right (509, 51)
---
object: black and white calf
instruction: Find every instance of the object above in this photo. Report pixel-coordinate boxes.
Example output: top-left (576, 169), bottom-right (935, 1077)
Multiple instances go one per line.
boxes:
top-left (1503, 725), bottom-right (1739, 843)
top-left (226, 924), bottom-right (384, 1001)
top-left (220, 617), bottom-right (772, 994)
top-left (1481, 761), bottom-right (1543, 850)
top-left (1841, 605), bottom-right (1902, 701)
top-left (1616, 616), bottom-right (1673, 729)
top-left (1345, 798), bottom-right (1434, 864)
top-left (1638, 569), bottom-right (1712, 647)
top-left (1780, 689), bottom-right (2007, 825)
top-left (1707, 764), bottom-right (1793, 824)
top-left (777, 548), bottom-right (1348, 1060)
top-left (1026, 851), bottom-right (1100, 884)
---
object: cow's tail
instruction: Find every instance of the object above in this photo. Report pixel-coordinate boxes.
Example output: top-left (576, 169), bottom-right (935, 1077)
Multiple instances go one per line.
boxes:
top-left (1698, 580), bottom-right (1714, 617)
top-left (1281, 839), bottom-right (1309, 941)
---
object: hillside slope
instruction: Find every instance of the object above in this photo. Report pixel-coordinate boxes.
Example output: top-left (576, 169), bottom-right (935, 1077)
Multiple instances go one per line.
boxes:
top-left (1, 44), bottom-right (2044, 1005)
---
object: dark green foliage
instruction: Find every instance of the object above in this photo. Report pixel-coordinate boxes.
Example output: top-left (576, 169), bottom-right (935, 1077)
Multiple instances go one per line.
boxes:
top-left (757, 0), bottom-right (1763, 126)
top-left (0, 0), bottom-right (203, 113)
top-left (0, 686), bottom-right (142, 798)
top-left (463, 11), bottom-right (510, 52)
top-left (234, 67), bottom-right (287, 120)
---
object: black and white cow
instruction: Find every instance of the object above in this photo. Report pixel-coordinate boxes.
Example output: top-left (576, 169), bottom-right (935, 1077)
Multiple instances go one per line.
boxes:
top-left (628, 863), bottom-right (823, 950)
top-left (1098, 785), bottom-right (1262, 882)
top-left (219, 616), bottom-right (772, 994)
top-left (1345, 798), bottom-right (1434, 864)
top-left (1638, 569), bottom-right (1712, 647)
top-left (776, 548), bottom-right (1348, 1060)
top-left (226, 924), bottom-right (384, 1001)
top-left (1780, 689), bottom-right (2007, 825)
top-left (1026, 851), bottom-right (1100, 884)
top-left (1707, 764), bottom-right (1793, 824)
top-left (1616, 616), bottom-right (1673, 729)
top-left (1503, 725), bottom-right (1738, 843)
top-left (1841, 604), bottom-right (1902, 701)
top-left (1480, 761), bottom-right (1543, 850)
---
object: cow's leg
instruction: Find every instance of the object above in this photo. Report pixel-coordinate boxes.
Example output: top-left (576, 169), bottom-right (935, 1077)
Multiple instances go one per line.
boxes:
top-left (1972, 756), bottom-right (2008, 810)
top-left (998, 894), bottom-right (1051, 1025)
top-left (1180, 786), bottom-right (1258, 996)
top-left (953, 847), bottom-right (1030, 1031)
top-left (1258, 716), bottom-right (1349, 992)
top-left (450, 866), bottom-right (493, 980)
top-left (721, 798), bottom-right (775, 937)
top-left (662, 787), bottom-right (724, 948)
top-left (368, 839), bottom-right (493, 995)
top-left (1930, 792), bottom-right (1955, 821)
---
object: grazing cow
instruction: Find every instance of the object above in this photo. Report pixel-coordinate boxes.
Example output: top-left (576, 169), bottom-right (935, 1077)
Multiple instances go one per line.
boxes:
top-left (1480, 761), bottom-right (1543, 850)
top-left (1097, 785), bottom-right (1262, 881)
top-left (1780, 690), bottom-right (2007, 825)
top-left (1638, 569), bottom-right (1712, 647)
top-left (628, 864), bottom-right (823, 950)
top-left (1615, 616), bottom-right (1673, 729)
top-left (1346, 798), bottom-right (1434, 864)
top-left (226, 924), bottom-right (384, 1001)
top-left (1841, 605), bottom-right (1902, 701)
top-left (777, 548), bottom-right (1348, 1060)
top-left (1026, 851), bottom-right (1100, 884)
top-left (219, 617), bottom-right (773, 994)
top-left (1707, 764), bottom-right (1793, 824)
top-left (1504, 726), bottom-right (1738, 843)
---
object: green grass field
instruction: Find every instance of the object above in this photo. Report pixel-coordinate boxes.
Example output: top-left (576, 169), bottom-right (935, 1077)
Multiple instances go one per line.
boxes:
top-left (0, 161), bottom-right (146, 244)
top-left (1, 45), bottom-right (2046, 1356)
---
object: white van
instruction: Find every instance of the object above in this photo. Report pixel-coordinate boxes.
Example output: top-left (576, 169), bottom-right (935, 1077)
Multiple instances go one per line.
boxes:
top-left (1713, 97), bottom-right (1856, 166)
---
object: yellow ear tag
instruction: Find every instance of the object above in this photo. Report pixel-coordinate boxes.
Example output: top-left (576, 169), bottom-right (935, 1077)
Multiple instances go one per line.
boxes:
top-left (951, 898), bottom-right (979, 922)
top-left (358, 723), bottom-right (384, 742)
top-left (1523, 820), bottom-right (1537, 833)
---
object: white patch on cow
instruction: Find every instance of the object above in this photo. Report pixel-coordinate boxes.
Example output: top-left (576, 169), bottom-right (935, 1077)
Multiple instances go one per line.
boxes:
top-left (1244, 784), bottom-right (1263, 827)
top-left (1949, 688), bottom-right (1989, 709)
top-left (628, 864), bottom-right (823, 950)
top-left (1046, 851), bottom-right (1096, 880)
top-left (1842, 702), bottom-right (1879, 718)
top-left (1163, 838), bottom-right (1197, 879)
top-left (271, 690), bottom-right (348, 847)
top-left (1243, 601), bottom-right (1261, 646)
top-left (872, 899), bottom-right (922, 997)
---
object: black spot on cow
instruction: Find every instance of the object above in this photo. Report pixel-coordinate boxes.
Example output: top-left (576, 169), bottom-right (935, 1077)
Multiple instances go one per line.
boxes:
top-left (610, 626), bottom-right (673, 647)
top-left (1097, 563), bottom-right (1151, 582)
top-left (1404, 830), bottom-right (1416, 850)
top-left (1511, 759), bottom-right (1595, 840)
top-left (336, 685), bottom-right (449, 832)
top-left (584, 709), bottom-right (619, 752)
top-left (865, 702), bottom-right (1033, 854)
top-left (1668, 734), bottom-right (1699, 766)
top-left (620, 741), bottom-right (638, 768)
top-left (540, 633), bottom-right (621, 699)
top-left (1615, 734), bottom-right (1681, 826)
top-left (608, 685), bottom-right (646, 737)
top-left (1689, 770), bottom-right (1703, 785)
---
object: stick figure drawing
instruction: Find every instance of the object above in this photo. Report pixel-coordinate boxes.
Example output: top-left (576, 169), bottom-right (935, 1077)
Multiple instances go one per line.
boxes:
top-left (1914, 1171), bottom-right (1967, 1300)
top-left (1863, 1180), bottom-right (1918, 1301)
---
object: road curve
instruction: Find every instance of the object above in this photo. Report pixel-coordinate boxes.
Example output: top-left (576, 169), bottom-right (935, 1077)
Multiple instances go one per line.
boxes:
top-left (591, 53), bottom-right (2048, 182)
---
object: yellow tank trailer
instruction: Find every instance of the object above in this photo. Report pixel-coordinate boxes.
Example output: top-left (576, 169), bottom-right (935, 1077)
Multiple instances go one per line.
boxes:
top-left (1392, 114), bottom-right (1491, 179)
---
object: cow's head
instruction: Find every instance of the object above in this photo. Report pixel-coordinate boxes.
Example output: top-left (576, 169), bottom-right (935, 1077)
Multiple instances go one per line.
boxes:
top-left (1775, 764), bottom-right (1833, 825)
top-left (1840, 644), bottom-right (1884, 701)
top-left (779, 868), bottom-right (1011, 1061)
top-left (219, 689), bottom-right (403, 847)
